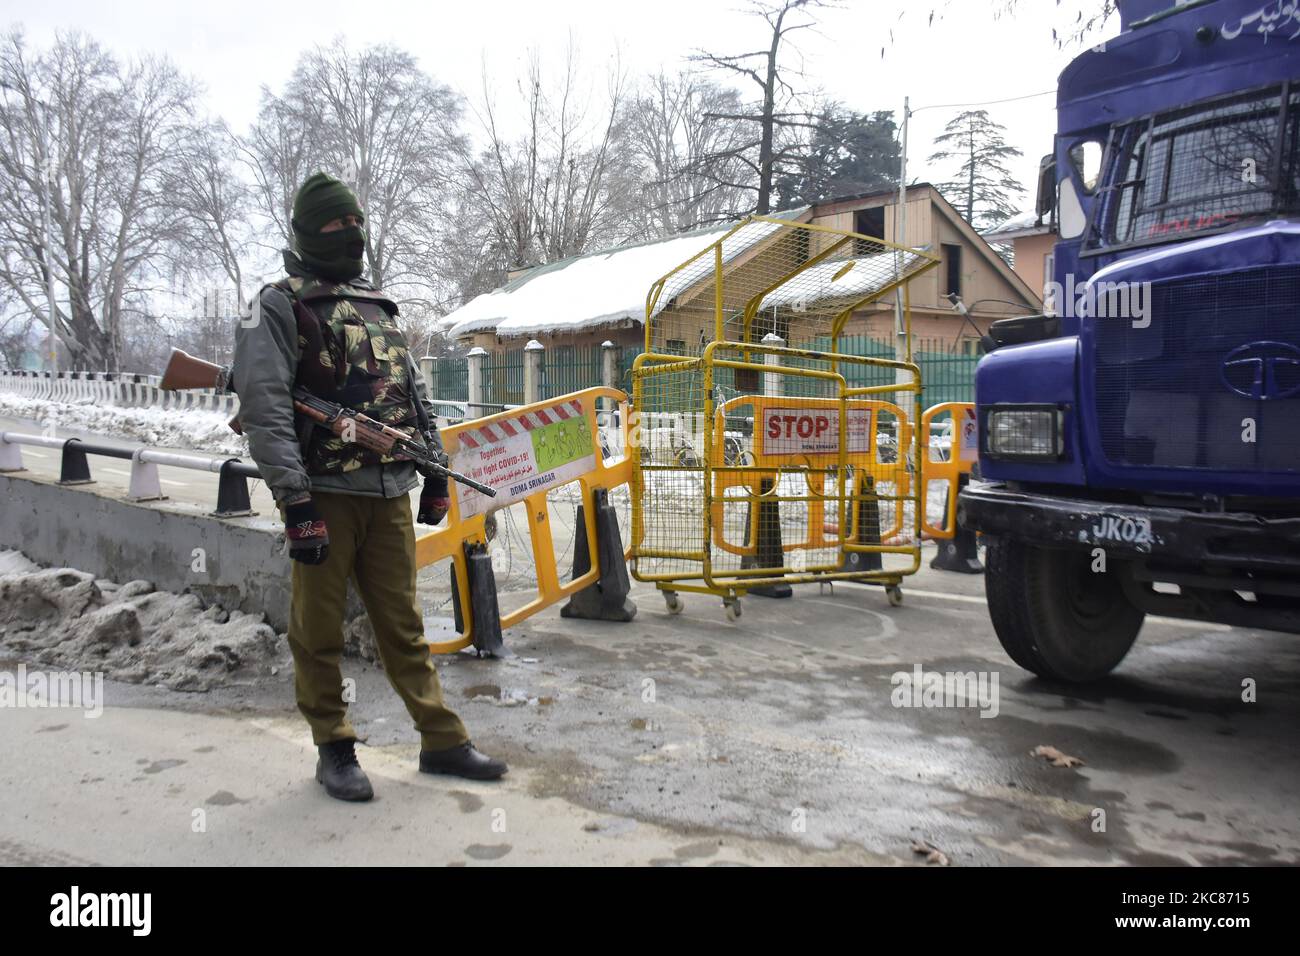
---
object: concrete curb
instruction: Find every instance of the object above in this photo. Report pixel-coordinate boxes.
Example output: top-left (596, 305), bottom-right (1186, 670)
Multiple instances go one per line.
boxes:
top-left (0, 471), bottom-right (289, 630)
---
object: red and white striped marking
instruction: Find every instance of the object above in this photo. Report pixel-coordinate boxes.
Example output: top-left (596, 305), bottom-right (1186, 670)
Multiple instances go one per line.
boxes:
top-left (457, 398), bottom-right (584, 450)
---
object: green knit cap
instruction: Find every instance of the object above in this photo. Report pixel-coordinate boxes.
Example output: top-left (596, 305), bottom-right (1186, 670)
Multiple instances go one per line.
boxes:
top-left (292, 172), bottom-right (364, 235)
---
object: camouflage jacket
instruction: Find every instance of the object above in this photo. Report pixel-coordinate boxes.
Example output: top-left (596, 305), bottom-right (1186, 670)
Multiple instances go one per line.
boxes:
top-left (232, 253), bottom-right (441, 503)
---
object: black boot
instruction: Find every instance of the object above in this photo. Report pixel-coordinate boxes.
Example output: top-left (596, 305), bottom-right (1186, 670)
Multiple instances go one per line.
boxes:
top-left (315, 739), bottom-right (374, 802)
top-left (419, 742), bottom-right (507, 781)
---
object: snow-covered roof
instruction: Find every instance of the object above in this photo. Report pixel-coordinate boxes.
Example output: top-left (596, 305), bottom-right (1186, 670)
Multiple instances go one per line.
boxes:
top-left (439, 209), bottom-right (809, 340)
top-left (982, 210), bottom-right (1051, 240)
top-left (756, 247), bottom-right (929, 312)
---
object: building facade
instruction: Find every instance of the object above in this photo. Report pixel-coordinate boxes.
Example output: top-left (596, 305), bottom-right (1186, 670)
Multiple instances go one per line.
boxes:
top-left (982, 209), bottom-right (1057, 311)
top-left (439, 184), bottom-right (1043, 360)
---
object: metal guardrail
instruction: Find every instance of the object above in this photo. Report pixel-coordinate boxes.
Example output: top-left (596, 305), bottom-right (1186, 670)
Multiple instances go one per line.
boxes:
top-left (0, 369), bottom-right (238, 414)
top-left (0, 430), bottom-right (259, 517)
top-left (431, 400), bottom-right (518, 423)
top-left (0, 371), bottom-right (515, 422)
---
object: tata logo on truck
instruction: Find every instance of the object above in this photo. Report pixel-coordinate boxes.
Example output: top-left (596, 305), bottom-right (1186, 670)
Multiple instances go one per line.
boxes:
top-left (762, 407), bottom-right (871, 455)
top-left (1220, 341), bottom-right (1300, 401)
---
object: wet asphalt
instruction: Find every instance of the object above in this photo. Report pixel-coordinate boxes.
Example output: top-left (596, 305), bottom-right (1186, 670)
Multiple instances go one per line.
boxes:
top-left (68, 546), bottom-right (1298, 866)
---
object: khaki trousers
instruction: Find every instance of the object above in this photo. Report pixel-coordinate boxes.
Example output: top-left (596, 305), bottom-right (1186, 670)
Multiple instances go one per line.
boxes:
top-left (286, 491), bottom-right (468, 752)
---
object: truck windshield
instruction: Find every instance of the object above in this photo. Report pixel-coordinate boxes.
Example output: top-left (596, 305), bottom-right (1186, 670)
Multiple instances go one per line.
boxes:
top-left (1088, 83), bottom-right (1300, 252)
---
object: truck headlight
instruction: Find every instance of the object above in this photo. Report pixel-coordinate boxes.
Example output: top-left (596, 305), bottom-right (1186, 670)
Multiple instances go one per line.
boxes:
top-left (984, 405), bottom-right (1064, 460)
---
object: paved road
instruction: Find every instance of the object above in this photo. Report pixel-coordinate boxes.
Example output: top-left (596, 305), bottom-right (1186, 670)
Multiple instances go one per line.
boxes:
top-left (3, 555), bottom-right (1295, 866)
top-left (3, 409), bottom-right (1297, 866)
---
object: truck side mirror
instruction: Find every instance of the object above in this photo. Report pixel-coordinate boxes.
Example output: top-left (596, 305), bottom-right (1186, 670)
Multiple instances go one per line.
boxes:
top-left (984, 313), bottom-right (1062, 352)
top-left (1036, 154), bottom-right (1056, 223)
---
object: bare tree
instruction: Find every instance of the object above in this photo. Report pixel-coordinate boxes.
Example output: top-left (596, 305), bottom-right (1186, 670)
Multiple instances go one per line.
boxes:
top-left (457, 43), bottom-right (629, 273)
top-left (690, 0), bottom-right (838, 215)
top-left (616, 71), bottom-right (754, 236)
top-left (239, 93), bottom-right (320, 255)
top-left (171, 119), bottom-right (252, 301)
top-left (435, 189), bottom-right (510, 307)
top-left (918, 2), bottom-right (1118, 49)
top-left (0, 30), bottom-right (195, 371)
top-left (233, 38), bottom-right (469, 349)
top-left (0, 301), bottom-right (34, 370)
top-left (275, 39), bottom-right (465, 296)
top-left (1003, 0), bottom-right (1118, 46)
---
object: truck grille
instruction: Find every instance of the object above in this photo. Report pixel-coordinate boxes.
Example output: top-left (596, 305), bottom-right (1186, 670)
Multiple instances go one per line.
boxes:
top-left (1093, 265), bottom-right (1300, 474)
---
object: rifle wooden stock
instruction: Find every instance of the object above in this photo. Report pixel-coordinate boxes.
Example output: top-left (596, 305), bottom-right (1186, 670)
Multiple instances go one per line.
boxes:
top-left (160, 349), bottom-right (241, 432)
top-left (160, 348), bottom-right (228, 391)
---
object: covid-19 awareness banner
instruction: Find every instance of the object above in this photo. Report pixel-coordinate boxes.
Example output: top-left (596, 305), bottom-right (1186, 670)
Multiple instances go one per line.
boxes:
top-left (450, 399), bottom-right (597, 517)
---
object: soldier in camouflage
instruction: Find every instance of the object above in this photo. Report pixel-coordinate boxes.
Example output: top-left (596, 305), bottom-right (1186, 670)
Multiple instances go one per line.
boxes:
top-left (233, 172), bottom-right (506, 801)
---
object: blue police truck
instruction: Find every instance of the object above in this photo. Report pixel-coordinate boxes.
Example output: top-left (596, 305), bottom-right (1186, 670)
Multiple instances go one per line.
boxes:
top-left (959, 0), bottom-right (1300, 682)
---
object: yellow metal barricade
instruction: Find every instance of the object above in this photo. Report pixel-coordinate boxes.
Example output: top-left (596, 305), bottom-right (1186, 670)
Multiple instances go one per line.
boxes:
top-left (415, 387), bottom-right (632, 653)
top-left (630, 216), bottom-right (939, 615)
top-left (707, 393), bottom-right (912, 558)
top-left (919, 401), bottom-right (977, 540)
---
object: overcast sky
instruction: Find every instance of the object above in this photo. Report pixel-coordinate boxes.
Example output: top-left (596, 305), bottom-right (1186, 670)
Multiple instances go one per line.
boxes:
top-left (9, 0), bottom-right (1114, 213)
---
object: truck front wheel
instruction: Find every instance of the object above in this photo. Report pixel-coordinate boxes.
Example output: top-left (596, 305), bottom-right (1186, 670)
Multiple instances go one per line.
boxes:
top-left (984, 535), bottom-right (1145, 682)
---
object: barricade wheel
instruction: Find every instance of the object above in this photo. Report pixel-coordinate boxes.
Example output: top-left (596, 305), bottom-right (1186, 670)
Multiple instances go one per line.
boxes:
top-left (886, 585), bottom-right (903, 607)
top-left (663, 591), bottom-right (683, 615)
top-left (724, 600), bottom-right (742, 621)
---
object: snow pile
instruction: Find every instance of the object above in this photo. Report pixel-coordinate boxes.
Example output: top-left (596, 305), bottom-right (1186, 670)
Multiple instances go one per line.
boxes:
top-left (440, 211), bottom-right (806, 340)
top-left (0, 551), bottom-right (39, 576)
top-left (0, 392), bottom-right (246, 457)
top-left (0, 551), bottom-right (287, 691)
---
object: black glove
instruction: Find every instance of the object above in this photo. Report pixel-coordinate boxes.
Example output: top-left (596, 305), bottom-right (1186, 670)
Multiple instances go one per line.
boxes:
top-left (285, 497), bottom-right (330, 565)
top-left (417, 475), bottom-right (450, 526)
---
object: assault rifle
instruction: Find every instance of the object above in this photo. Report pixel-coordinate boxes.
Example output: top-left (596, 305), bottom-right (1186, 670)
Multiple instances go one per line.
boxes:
top-left (159, 348), bottom-right (496, 498)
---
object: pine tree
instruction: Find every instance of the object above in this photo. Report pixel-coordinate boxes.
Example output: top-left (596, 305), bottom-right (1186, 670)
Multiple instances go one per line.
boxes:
top-left (774, 107), bottom-right (899, 206)
top-left (928, 109), bottom-right (1024, 229)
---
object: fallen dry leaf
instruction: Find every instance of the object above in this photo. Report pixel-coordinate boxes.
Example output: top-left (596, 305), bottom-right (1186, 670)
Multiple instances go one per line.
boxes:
top-left (1031, 744), bottom-right (1085, 768)
top-left (910, 839), bottom-right (951, 866)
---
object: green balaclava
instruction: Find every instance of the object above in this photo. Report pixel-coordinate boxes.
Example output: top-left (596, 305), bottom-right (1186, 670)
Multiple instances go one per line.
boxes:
top-left (291, 172), bottom-right (367, 282)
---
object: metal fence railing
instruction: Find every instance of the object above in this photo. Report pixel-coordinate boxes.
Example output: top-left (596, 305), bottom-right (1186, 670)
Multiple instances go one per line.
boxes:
top-left (542, 344), bottom-right (603, 400)
top-left (481, 347), bottom-right (524, 407)
top-left (2, 335), bottom-right (979, 414)
top-left (916, 346), bottom-right (981, 406)
top-left (433, 355), bottom-right (468, 402)
top-left (428, 335), bottom-right (980, 407)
